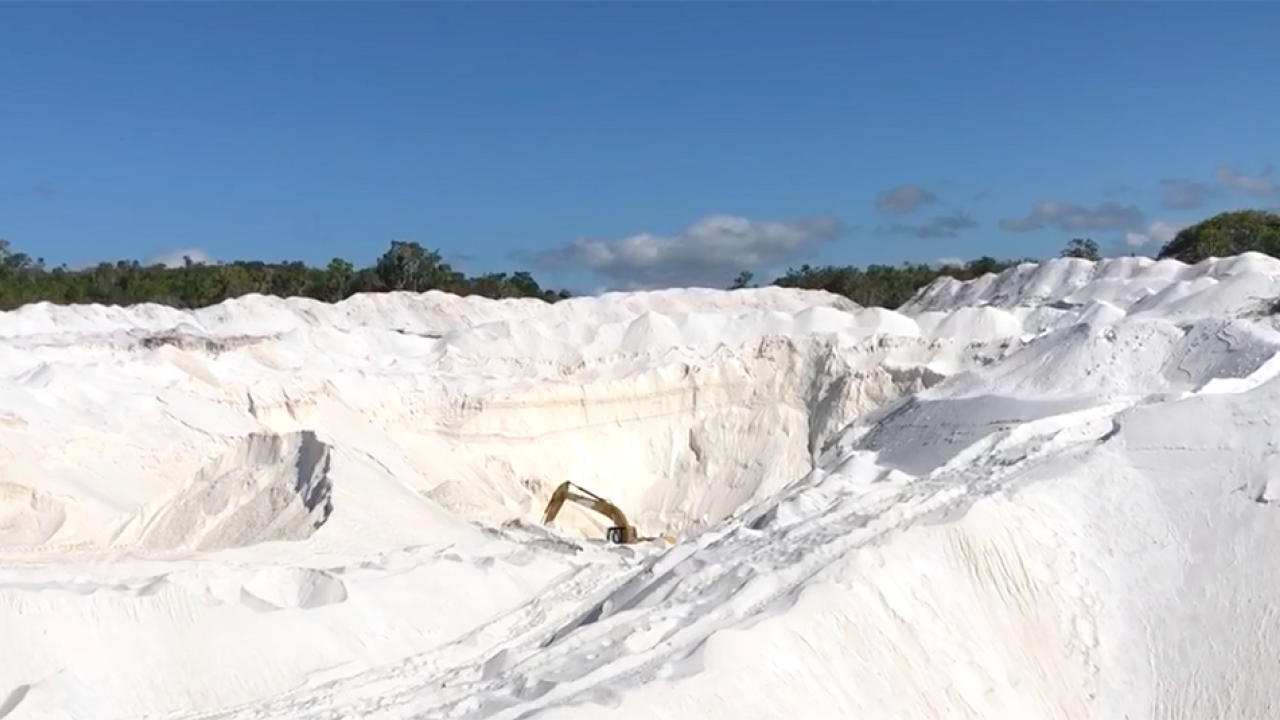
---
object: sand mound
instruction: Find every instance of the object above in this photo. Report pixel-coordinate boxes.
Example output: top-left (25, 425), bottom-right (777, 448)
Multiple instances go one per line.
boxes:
top-left (107, 431), bottom-right (334, 553)
top-left (239, 567), bottom-right (349, 611)
top-left (901, 251), bottom-right (1280, 314)
top-left (0, 484), bottom-right (66, 548)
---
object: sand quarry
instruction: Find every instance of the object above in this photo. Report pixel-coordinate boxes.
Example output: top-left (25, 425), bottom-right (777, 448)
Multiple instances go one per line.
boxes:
top-left (2, 253), bottom-right (1280, 719)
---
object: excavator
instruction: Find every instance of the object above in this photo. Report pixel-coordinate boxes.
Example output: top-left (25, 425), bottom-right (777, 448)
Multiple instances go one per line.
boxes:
top-left (540, 481), bottom-right (676, 546)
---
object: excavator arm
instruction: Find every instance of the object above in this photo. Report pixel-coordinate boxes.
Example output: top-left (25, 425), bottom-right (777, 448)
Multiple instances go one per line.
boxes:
top-left (540, 481), bottom-right (639, 544)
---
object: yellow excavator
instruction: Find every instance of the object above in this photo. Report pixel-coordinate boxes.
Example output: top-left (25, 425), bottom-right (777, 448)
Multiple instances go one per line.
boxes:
top-left (540, 481), bottom-right (676, 546)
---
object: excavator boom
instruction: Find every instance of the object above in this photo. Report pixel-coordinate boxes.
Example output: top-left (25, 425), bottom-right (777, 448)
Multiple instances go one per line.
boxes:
top-left (540, 481), bottom-right (663, 545)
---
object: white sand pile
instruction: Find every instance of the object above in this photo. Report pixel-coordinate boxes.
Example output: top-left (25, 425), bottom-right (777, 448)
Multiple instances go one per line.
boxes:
top-left (2, 253), bottom-right (1280, 719)
top-left (107, 431), bottom-right (336, 552)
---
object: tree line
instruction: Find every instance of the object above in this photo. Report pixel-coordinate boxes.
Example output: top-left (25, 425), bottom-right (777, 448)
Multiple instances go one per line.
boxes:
top-left (0, 239), bottom-right (570, 311)
top-left (0, 208), bottom-right (1275, 312)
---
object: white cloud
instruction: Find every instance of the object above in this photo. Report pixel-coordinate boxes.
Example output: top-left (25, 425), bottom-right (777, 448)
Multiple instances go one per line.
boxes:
top-left (1159, 178), bottom-right (1218, 210)
top-left (1216, 165), bottom-right (1278, 199)
top-left (999, 200), bottom-right (1146, 234)
top-left (1124, 220), bottom-right (1184, 255)
top-left (874, 185), bottom-right (938, 216)
top-left (526, 214), bottom-right (845, 290)
top-left (149, 249), bottom-right (213, 267)
top-left (878, 211), bottom-right (979, 239)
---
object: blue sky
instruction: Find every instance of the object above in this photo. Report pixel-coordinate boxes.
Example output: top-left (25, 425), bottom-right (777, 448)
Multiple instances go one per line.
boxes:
top-left (2, 2), bottom-right (1278, 292)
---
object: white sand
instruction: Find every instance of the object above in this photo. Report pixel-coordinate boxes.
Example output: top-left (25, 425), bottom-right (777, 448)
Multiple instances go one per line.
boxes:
top-left (2, 255), bottom-right (1280, 719)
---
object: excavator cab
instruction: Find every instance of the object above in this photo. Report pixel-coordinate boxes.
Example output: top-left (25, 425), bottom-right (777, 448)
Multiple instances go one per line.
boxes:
top-left (541, 481), bottom-right (667, 546)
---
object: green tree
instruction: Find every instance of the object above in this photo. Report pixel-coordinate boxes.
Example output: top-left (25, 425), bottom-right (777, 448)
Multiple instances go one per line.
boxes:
top-left (729, 270), bottom-right (755, 290)
top-left (374, 241), bottom-right (461, 292)
top-left (1060, 238), bottom-right (1101, 261)
top-left (321, 258), bottom-right (355, 302)
top-left (1157, 209), bottom-right (1280, 264)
